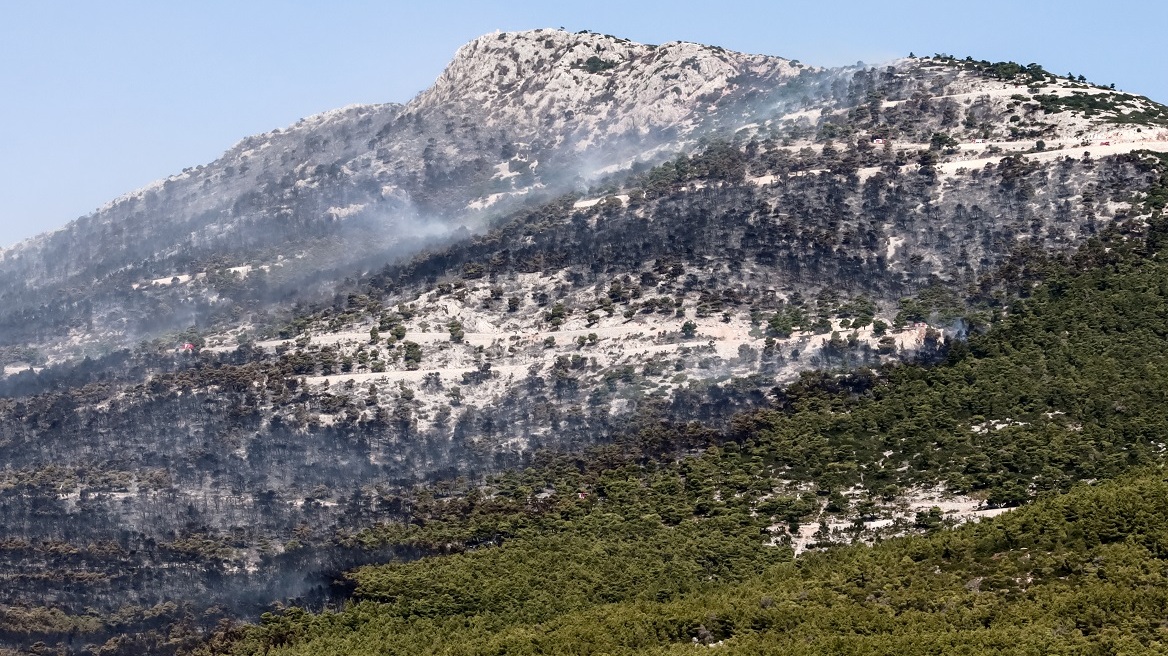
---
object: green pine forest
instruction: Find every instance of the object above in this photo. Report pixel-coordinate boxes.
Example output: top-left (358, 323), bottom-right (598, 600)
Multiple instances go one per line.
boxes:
top-left (187, 156), bottom-right (1168, 655)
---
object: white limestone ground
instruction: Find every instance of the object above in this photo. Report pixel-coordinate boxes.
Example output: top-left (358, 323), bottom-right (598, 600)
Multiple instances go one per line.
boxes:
top-left (777, 485), bottom-right (1013, 556)
top-left (3, 364), bottom-right (40, 376)
top-left (572, 194), bottom-right (629, 209)
top-left (198, 263), bottom-right (937, 441)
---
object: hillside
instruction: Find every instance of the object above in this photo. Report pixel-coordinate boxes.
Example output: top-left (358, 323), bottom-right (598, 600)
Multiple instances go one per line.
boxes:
top-left (7, 202), bottom-right (1168, 651)
top-left (3, 29), bottom-right (1168, 656)
top-left (3, 34), bottom-right (1167, 363)
top-left (206, 468), bottom-right (1168, 655)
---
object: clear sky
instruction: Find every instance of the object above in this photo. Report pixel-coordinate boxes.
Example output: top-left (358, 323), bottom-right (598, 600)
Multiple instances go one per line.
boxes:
top-left (2, 0), bottom-right (1165, 247)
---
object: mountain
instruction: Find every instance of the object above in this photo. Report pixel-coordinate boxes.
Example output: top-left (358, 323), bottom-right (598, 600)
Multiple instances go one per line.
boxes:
top-left (4, 32), bottom-right (1166, 362)
top-left (3, 29), bottom-right (1168, 656)
top-left (0, 29), bottom-right (821, 354)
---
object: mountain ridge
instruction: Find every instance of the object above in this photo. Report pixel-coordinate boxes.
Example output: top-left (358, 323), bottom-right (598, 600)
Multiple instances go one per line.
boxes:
top-left (0, 31), bottom-right (1165, 369)
top-left (0, 28), bottom-right (835, 355)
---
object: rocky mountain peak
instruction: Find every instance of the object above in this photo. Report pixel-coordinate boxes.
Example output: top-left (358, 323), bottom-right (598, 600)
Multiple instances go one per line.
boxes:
top-left (411, 29), bottom-right (808, 144)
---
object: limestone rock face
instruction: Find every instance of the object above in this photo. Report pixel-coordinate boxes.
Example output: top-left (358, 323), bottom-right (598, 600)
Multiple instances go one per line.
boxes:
top-left (412, 29), bottom-right (807, 145)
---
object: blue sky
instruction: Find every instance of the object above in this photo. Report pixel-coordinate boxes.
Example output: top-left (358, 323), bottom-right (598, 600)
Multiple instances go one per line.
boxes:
top-left (2, 0), bottom-right (1165, 247)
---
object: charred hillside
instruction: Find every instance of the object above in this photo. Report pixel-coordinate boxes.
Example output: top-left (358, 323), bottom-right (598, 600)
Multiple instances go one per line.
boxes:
top-left (368, 143), bottom-right (1157, 300)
